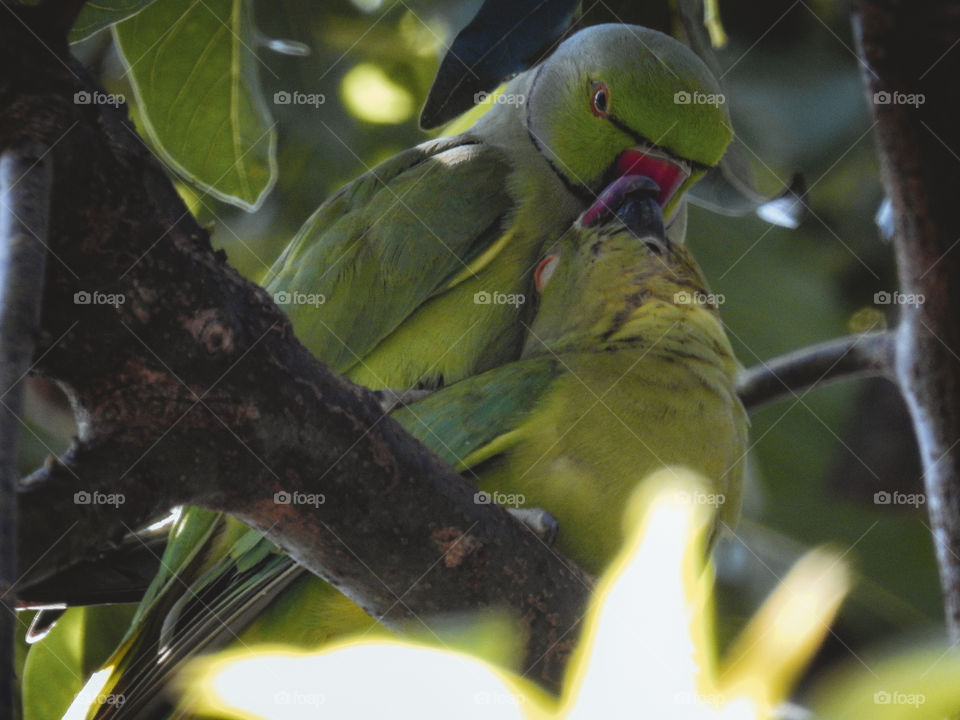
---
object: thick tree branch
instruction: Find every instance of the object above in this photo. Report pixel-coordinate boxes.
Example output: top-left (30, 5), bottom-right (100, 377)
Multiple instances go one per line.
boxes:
top-left (854, 1), bottom-right (960, 637)
top-left (737, 330), bottom-right (895, 411)
top-left (0, 142), bottom-right (50, 720)
top-left (0, 6), bottom-right (589, 690)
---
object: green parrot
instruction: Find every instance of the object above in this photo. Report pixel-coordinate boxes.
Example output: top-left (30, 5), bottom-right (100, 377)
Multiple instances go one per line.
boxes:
top-left (263, 22), bottom-right (732, 391)
top-left (52, 177), bottom-right (747, 719)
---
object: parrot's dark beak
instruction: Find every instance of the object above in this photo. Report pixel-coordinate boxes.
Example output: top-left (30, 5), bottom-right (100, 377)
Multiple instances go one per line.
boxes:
top-left (579, 175), bottom-right (665, 244)
top-left (614, 181), bottom-right (666, 244)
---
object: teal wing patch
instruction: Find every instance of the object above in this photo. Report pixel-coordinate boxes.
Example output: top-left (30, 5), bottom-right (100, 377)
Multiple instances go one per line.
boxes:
top-left (392, 357), bottom-right (558, 470)
top-left (265, 137), bottom-right (513, 374)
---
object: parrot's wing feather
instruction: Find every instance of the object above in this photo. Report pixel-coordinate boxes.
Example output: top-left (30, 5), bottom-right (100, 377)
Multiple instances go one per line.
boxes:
top-left (264, 137), bottom-right (514, 375)
top-left (93, 521), bottom-right (294, 719)
top-left (391, 357), bottom-right (558, 471)
top-left (102, 551), bottom-right (300, 719)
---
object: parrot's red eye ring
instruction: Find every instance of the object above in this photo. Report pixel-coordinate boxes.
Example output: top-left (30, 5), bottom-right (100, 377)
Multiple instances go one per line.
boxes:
top-left (590, 82), bottom-right (610, 118)
top-left (534, 255), bottom-right (560, 291)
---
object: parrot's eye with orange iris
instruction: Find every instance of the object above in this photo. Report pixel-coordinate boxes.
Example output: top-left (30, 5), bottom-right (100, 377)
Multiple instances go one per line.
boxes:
top-left (590, 82), bottom-right (610, 118)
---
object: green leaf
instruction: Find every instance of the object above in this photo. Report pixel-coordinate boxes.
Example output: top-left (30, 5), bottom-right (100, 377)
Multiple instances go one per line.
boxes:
top-left (114, 0), bottom-right (277, 210)
top-left (69, 0), bottom-right (159, 43)
top-left (21, 605), bottom-right (137, 720)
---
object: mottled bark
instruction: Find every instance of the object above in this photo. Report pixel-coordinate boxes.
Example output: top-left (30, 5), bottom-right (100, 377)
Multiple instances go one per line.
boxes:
top-left (854, 0), bottom-right (960, 636)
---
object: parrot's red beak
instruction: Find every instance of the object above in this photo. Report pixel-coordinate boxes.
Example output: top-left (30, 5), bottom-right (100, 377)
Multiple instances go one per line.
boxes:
top-left (614, 148), bottom-right (689, 207)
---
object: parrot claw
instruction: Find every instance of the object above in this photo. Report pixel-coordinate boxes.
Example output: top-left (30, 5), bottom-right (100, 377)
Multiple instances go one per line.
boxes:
top-left (507, 507), bottom-right (560, 546)
top-left (375, 388), bottom-right (435, 414)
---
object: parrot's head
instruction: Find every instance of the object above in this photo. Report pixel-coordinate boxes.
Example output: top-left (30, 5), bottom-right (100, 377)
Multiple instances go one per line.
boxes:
top-left (524, 24), bottom-right (732, 223)
top-left (523, 175), bottom-right (719, 356)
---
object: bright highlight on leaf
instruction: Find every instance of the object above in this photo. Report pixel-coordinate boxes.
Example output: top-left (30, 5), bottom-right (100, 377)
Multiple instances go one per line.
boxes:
top-left (184, 643), bottom-right (551, 720)
top-left (63, 666), bottom-right (114, 720)
top-left (340, 64), bottom-right (415, 125)
top-left (181, 469), bottom-right (852, 720)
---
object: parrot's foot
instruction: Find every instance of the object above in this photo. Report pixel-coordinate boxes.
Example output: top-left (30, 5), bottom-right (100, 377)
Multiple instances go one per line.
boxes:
top-left (507, 507), bottom-right (560, 546)
top-left (374, 388), bottom-right (435, 413)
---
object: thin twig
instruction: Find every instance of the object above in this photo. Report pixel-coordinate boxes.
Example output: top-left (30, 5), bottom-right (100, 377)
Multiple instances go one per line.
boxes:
top-left (737, 330), bottom-right (895, 411)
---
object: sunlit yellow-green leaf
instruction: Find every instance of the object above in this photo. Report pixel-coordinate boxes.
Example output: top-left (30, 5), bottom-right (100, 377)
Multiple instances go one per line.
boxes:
top-left (114, 0), bottom-right (276, 210)
top-left (719, 548), bottom-right (849, 712)
top-left (812, 645), bottom-right (960, 720)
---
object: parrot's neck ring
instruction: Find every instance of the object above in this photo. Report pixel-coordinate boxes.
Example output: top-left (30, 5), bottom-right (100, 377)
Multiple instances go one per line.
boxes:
top-left (523, 63), bottom-right (596, 206)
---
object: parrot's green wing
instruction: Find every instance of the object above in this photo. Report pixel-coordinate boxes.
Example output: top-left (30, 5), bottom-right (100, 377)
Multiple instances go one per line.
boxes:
top-left (264, 136), bottom-right (513, 377)
top-left (391, 356), bottom-right (560, 470)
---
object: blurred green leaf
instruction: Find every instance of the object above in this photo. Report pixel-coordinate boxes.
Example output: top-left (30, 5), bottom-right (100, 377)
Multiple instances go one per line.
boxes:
top-left (114, 0), bottom-right (277, 210)
top-left (812, 644), bottom-right (960, 719)
top-left (69, 0), bottom-right (159, 43)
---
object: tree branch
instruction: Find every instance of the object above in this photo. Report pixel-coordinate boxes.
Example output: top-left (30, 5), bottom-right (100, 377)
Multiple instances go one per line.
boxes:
top-left (0, 6), bottom-right (589, 691)
top-left (853, 0), bottom-right (960, 637)
top-left (737, 330), bottom-right (895, 411)
top-left (0, 142), bottom-right (51, 720)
